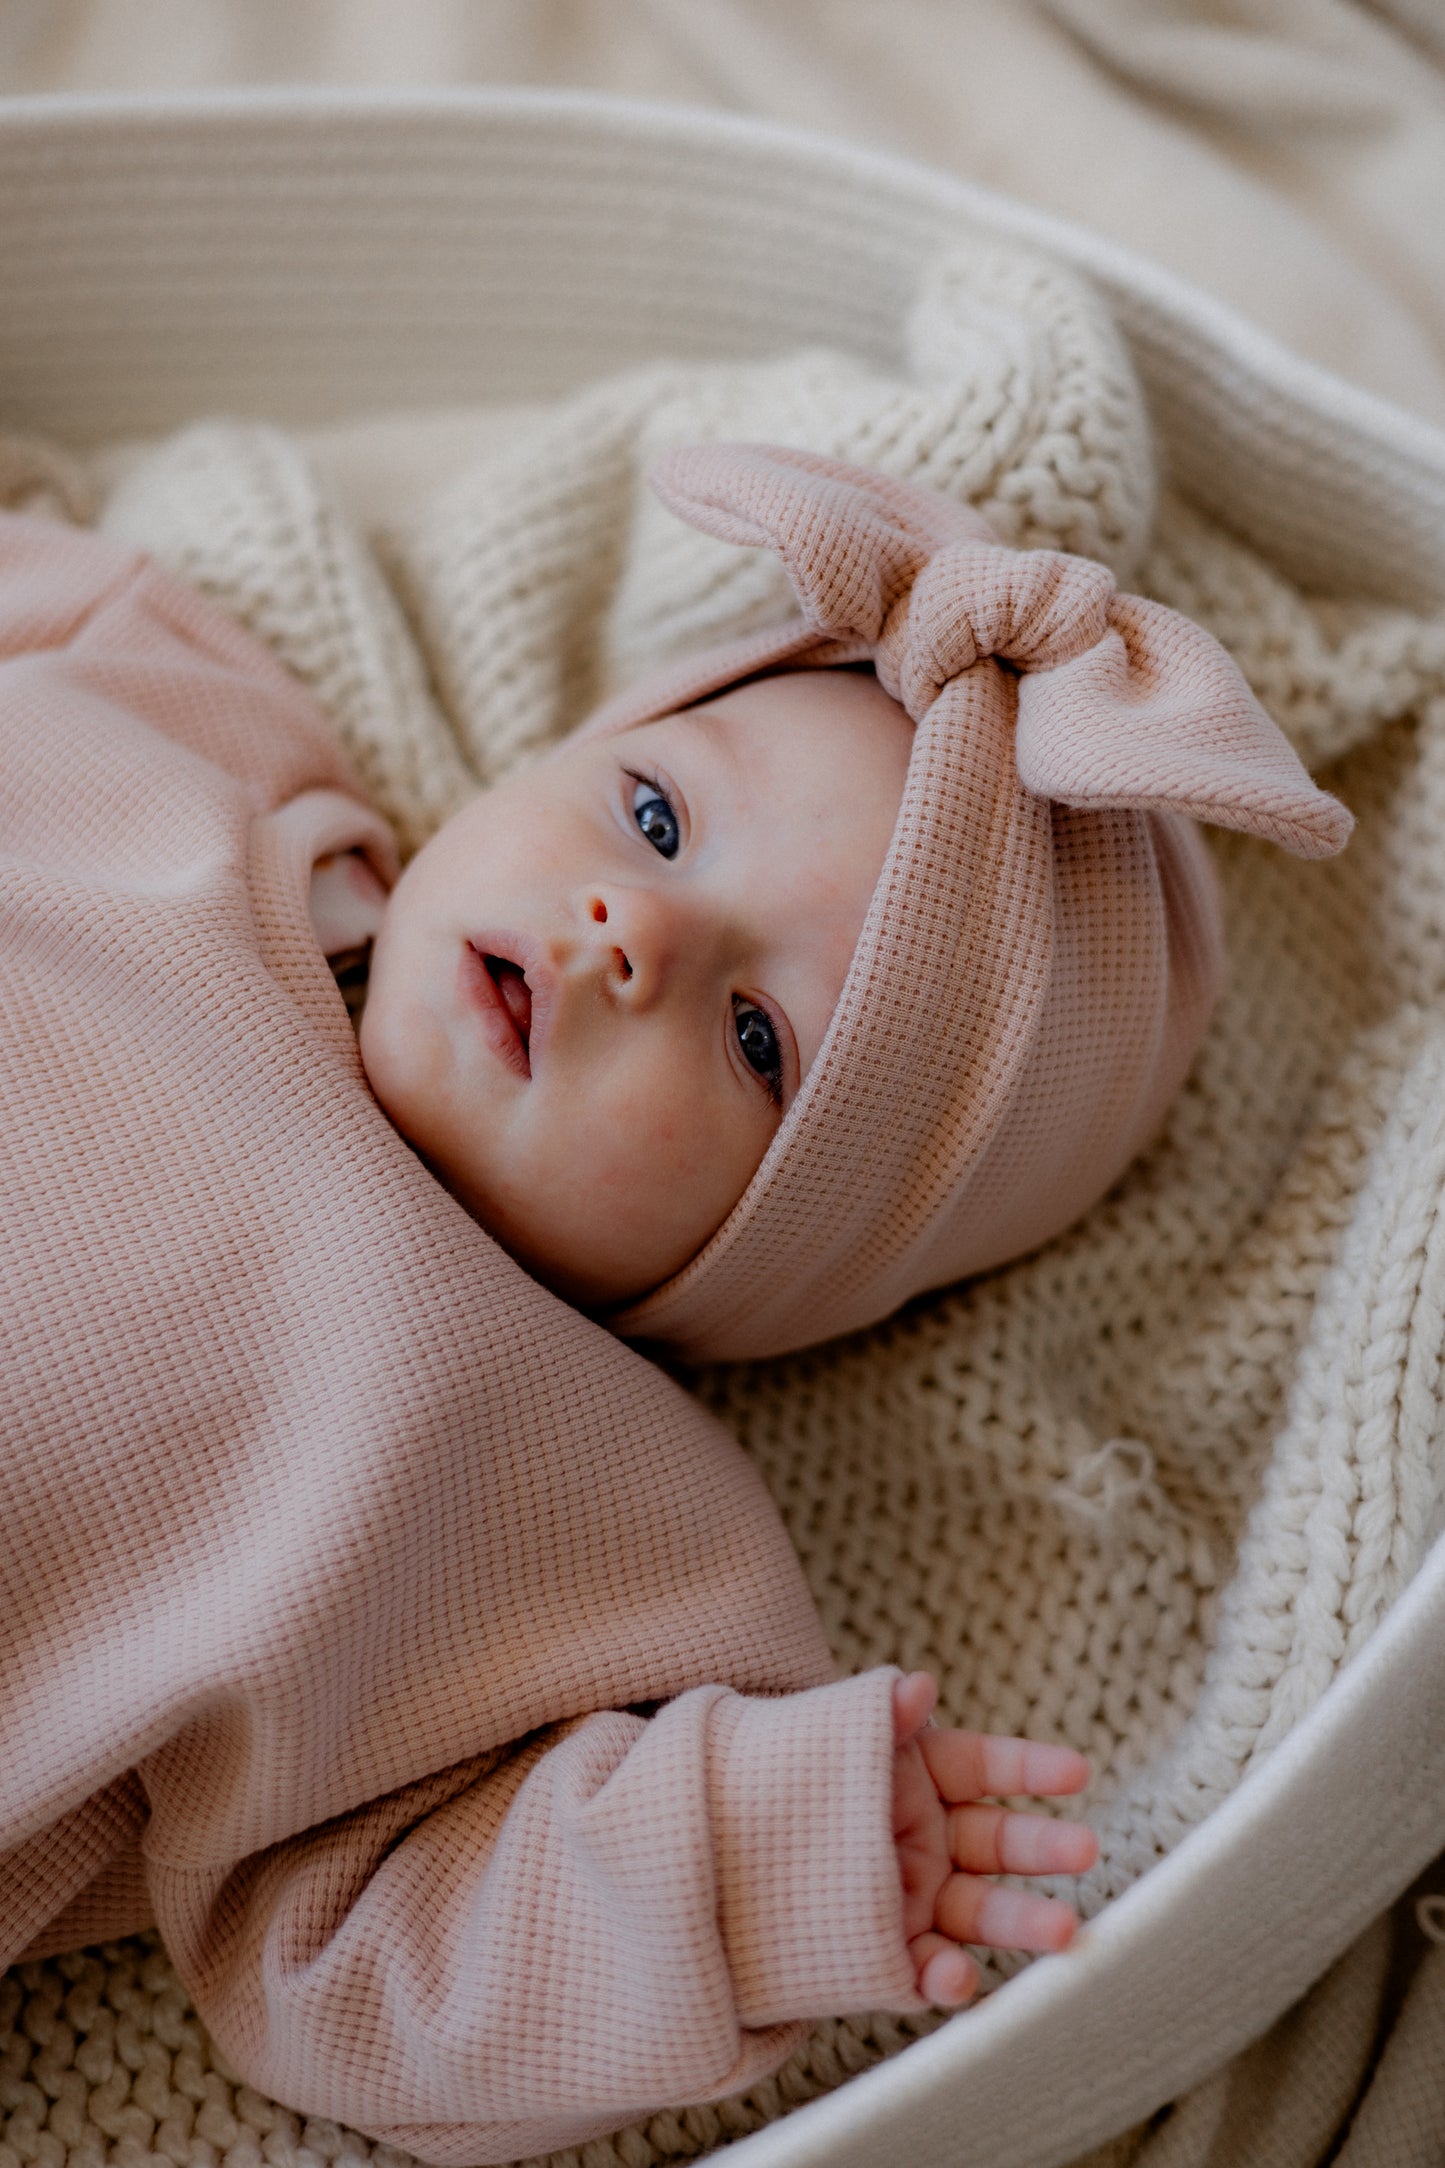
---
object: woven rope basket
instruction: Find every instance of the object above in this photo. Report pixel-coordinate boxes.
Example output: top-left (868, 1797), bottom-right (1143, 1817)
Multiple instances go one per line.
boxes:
top-left (3, 88), bottom-right (1445, 2168)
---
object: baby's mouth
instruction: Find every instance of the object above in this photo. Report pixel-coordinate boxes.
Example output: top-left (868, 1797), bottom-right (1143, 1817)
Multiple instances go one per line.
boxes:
top-left (484, 954), bottom-right (533, 1053)
top-left (462, 939), bottom-right (544, 1081)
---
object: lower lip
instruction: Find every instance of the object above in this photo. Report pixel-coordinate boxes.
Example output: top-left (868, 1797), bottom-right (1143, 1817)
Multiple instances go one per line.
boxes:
top-left (460, 944), bottom-right (531, 1080)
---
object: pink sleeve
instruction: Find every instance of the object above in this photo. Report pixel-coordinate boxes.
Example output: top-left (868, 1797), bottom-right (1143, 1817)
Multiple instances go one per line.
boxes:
top-left (0, 509), bottom-right (147, 654)
top-left (0, 509), bottom-right (361, 804)
top-left (147, 1672), bottom-right (919, 2166)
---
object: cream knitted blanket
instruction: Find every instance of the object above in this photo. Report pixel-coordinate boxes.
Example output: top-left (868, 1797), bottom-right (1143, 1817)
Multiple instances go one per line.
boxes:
top-left (9, 234), bottom-right (1445, 2168)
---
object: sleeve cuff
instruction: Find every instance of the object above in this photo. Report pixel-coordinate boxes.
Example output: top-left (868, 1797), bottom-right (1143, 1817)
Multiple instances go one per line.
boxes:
top-left (706, 1668), bottom-right (923, 2027)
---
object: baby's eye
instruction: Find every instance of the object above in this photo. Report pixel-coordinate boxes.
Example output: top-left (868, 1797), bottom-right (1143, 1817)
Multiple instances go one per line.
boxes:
top-left (733, 997), bottom-right (782, 1105)
top-left (631, 779), bottom-right (680, 859)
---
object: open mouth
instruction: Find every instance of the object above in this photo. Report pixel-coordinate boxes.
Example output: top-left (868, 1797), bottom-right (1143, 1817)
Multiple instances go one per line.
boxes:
top-left (485, 954), bottom-right (532, 1052)
top-left (462, 944), bottom-right (535, 1078)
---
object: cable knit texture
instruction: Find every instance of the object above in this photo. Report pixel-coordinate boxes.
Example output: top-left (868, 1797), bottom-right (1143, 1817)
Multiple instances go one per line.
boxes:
top-left (3, 234), bottom-right (1444, 2168)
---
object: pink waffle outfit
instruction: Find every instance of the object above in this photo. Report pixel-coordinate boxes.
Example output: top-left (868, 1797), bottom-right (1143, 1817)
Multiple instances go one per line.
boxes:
top-left (0, 512), bottom-right (915, 2166)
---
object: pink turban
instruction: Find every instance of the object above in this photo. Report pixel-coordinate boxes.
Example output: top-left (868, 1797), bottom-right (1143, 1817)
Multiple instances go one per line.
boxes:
top-left (584, 445), bottom-right (1352, 1362)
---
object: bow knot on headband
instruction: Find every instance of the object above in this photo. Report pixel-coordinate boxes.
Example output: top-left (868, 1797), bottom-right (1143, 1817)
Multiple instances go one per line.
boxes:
top-left (583, 443), bottom-right (1352, 1360)
top-left (884, 544), bottom-right (1117, 711)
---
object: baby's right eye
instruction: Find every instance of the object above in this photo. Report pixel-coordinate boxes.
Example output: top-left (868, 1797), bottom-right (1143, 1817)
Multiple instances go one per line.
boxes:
top-left (631, 778), bottom-right (680, 859)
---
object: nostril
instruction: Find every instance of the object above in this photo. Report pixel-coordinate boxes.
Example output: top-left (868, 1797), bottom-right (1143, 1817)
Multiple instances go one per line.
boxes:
top-left (615, 948), bottom-right (633, 981)
top-left (589, 897), bottom-right (608, 924)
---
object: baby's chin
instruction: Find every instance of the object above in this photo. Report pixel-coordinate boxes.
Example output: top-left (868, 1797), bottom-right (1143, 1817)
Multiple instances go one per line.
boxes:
top-left (395, 1105), bottom-right (732, 1320)
top-left (355, 1025), bottom-right (647, 1304)
top-left (456, 1176), bottom-right (708, 1317)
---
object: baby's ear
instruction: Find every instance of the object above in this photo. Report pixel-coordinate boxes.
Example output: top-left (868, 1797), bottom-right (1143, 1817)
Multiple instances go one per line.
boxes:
top-left (1013, 591), bottom-right (1353, 859)
top-left (647, 442), bottom-right (994, 642)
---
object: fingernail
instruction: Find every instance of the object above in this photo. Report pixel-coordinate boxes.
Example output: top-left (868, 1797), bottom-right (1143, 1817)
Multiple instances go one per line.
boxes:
top-left (921, 1949), bottom-right (977, 2006)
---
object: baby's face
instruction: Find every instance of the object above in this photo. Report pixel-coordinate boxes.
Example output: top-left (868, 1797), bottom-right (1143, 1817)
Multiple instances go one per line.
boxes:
top-left (360, 671), bottom-right (912, 1308)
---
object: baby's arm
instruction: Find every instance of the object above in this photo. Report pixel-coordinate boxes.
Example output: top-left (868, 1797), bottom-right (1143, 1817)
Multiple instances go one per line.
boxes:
top-left (890, 1673), bottom-right (1097, 2007)
top-left (146, 1675), bottom-right (1093, 2162)
top-left (146, 1671), bottom-right (919, 2164)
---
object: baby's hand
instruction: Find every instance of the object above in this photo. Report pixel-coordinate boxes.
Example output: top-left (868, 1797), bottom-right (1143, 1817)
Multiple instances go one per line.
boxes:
top-left (892, 1672), bottom-right (1098, 2007)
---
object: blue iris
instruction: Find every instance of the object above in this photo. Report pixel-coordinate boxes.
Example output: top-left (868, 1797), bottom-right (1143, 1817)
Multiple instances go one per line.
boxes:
top-left (632, 780), bottom-right (679, 859)
top-left (733, 998), bottom-right (781, 1100)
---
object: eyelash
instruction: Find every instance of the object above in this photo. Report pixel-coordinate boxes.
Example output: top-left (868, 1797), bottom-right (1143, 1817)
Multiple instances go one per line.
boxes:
top-left (624, 766), bottom-right (785, 1111)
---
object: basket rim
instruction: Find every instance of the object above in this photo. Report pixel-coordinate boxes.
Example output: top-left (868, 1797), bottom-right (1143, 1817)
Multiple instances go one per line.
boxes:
top-left (730, 1526), bottom-right (1445, 2166)
top-left (0, 79), bottom-right (1442, 476)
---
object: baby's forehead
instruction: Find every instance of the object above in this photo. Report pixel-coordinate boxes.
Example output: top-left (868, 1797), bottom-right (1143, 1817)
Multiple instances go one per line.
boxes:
top-left (645, 666), bottom-right (915, 763)
top-left (632, 674), bottom-right (912, 918)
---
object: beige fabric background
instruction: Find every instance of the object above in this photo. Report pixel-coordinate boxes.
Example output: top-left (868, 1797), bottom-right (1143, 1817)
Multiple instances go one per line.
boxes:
top-left (3, 0), bottom-right (1445, 426)
top-left (4, 6), bottom-right (1445, 2165)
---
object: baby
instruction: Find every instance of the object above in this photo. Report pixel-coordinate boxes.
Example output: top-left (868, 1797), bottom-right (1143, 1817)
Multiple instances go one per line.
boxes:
top-left (325, 646), bottom-right (1090, 2003)
top-left (0, 444), bottom-right (1350, 2165)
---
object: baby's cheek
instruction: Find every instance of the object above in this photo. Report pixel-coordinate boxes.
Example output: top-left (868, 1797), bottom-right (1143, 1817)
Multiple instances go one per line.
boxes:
top-left (359, 980), bottom-right (451, 1146)
top-left (563, 1096), bottom-right (680, 1228)
top-left (591, 1125), bottom-right (696, 1193)
top-left (591, 1074), bottom-right (723, 1182)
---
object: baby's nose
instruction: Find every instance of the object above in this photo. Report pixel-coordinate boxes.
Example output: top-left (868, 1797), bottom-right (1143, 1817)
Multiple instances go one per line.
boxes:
top-left (585, 895), bottom-right (631, 982)
top-left (584, 888), bottom-right (679, 1000)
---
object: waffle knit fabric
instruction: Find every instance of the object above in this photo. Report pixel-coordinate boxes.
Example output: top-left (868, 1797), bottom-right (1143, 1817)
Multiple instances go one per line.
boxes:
top-left (0, 510), bottom-right (921, 2164)
top-left (589, 442), bottom-right (1349, 1359)
top-left (6, 233), bottom-right (1445, 2168)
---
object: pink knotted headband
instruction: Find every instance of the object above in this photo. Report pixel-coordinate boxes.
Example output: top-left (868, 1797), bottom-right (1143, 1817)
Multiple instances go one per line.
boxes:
top-left (583, 445), bottom-right (1352, 1361)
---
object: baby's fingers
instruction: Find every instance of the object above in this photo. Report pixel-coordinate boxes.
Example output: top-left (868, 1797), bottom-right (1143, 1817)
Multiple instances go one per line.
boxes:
top-left (948, 1803), bottom-right (1098, 1879)
top-left (920, 1726), bottom-right (1090, 1803)
top-left (937, 1873), bottom-right (1080, 1955)
top-left (908, 1932), bottom-right (979, 2009)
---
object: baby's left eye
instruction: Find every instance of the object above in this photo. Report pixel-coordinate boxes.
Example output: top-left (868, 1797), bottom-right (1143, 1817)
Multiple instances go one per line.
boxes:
top-left (733, 997), bottom-right (782, 1105)
top-left (632, 779), bottom-right (680, 859)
